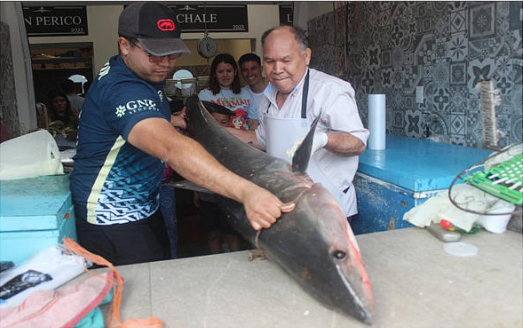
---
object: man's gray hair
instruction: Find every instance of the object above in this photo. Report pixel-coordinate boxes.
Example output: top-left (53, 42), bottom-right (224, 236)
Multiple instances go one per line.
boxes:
top-left (261, 25), bottom-right (309, 52)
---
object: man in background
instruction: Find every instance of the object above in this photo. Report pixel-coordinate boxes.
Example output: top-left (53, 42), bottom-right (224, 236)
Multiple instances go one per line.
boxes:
top-left (238, 53), bottom-right (269, 130)
top-left (60, 78), bottom-right (84, 114)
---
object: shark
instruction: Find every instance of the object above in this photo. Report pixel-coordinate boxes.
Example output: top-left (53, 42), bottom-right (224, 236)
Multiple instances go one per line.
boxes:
top-left (185, 95), bottom-right (375, 324)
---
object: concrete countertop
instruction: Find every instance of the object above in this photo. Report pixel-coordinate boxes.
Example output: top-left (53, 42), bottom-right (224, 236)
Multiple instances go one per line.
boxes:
top-left (89, 228), bottom-right (522, 328)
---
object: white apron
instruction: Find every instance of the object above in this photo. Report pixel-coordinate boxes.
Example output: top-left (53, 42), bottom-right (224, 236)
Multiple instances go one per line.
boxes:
top-left (265, 70), bottom-right (357, 217)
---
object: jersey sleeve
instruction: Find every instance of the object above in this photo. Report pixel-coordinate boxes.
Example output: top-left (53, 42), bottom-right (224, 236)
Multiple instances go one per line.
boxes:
top-left (102, 80), bottom-right (166, 140)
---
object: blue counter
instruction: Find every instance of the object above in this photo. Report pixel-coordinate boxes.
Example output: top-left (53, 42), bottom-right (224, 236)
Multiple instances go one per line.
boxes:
top-left (352, 135), bottom-right (493, 234)
top-left (0, 174), bottom-right (76, 265)
top-left (358, 135), bottom-right (493, 191)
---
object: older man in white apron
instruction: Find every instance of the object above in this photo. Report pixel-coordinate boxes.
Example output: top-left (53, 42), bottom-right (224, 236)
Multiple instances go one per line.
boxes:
top-left (229, 25), bottom-right (369, 219)
top-left (258, 68), bottom-right (368, 218)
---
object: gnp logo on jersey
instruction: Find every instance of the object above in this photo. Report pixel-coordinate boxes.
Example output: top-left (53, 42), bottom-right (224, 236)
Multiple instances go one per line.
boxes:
top-left (157, 19), bottom-right (175, 31)
top-left (115, 99), bottom-right (158, 118)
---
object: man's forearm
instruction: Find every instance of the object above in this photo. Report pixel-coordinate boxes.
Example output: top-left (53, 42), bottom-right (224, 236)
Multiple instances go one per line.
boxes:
top-left (325, 132), bottom-right (366, 156)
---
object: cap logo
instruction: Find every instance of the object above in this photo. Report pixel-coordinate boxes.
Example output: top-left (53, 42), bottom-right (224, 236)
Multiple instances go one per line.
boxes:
top-left (157, 19), bottom-right (175, 31)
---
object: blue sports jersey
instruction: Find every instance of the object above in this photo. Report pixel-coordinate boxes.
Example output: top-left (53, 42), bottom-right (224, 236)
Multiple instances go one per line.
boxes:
top-left (70, 55), bottom-right (171, 225)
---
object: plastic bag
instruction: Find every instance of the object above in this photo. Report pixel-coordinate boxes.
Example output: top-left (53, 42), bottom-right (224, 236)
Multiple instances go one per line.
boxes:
top-left (0, 130), bottom-right (63, 180)
top-left (0, 244), bottom-right (91, 308)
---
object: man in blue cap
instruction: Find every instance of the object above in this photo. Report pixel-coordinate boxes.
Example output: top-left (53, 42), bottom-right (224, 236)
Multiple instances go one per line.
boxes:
top-left (70, 2), bottom-right (293, 266)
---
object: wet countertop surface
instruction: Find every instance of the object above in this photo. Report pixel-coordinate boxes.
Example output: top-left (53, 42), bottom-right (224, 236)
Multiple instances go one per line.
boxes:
top-left (358, 135), bottom-right (493, 192)
top-left (80, 228), bottom-right (522, 328)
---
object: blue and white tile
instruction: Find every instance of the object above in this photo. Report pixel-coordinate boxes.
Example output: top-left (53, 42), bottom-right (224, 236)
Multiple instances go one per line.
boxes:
top-left (469, 3), bottom-right (496, 40)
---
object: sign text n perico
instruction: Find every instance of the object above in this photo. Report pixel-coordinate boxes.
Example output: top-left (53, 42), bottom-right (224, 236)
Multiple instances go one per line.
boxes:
top-left (23, 6), bottom-right (88, 36)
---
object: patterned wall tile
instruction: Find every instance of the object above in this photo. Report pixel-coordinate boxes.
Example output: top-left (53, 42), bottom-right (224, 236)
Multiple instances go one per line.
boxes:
top-left (448, 87), bottom-right (468, 112)
top-left (404, 109), bottom-right (423, 137)
top-left (511, 116), bottom-right (522, 142)
top-left (414, 34), bottom-right (435, 65)
top-left (450, 112), bottom-right (466, 135)
top-left (417, 16), bottom-right (433, 34)
top-left (391, 70), bottom-right (405, 91)
top-left (496, 2), bottom-right (510, 19)
top-left (510, 83), bottom-right (522, 110)
top-left (468, 58), bottom-right (496, 91)
top-left (308, 1), bottom-right (522, 149)
top-left (393, 110), bottom-right (405, 128)
top-left (360, 70), bottom-right (376, 95)
top-left (449, 2), bottom-right (468, 12)
top-left (433, 88), bottom-right (451, 112)
top-left (392, 46), bottom-right (406, 70)
top-left (415, 2), bottom-right (427, 18)
top-left (447, 33), bottom-right (468, 61)
top-left (433, 13), bottom-right (451, 39)
top-left (496, 113), bottom-right (511, 146)
top-left (435, 37), bottom-right (449, 61)
top-left (451, 134), bottom-right (466, 146)
top-left (450, 61), bottom-right (467, 85)
top-left (450, 10), bottom-right (467, 33)
top-left (429, 112), bottom-right (449, 136)
top-left (381, 49), bottom-right (392, 68)
top-left (422, 64), bottom-right (434, 83)
top-left (431, 2), bottom-right (448, 13)
top-left (469, 3), bottom-right (496, 40)
top-left (495, 75), bottom-right (514, 96)
top-left (433, 61), bottom-right (450, 89)
top-left (404, 65), bottom-right (421, 92)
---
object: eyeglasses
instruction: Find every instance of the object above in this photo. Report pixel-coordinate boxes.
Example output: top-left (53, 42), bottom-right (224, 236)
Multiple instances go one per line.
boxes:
top-left (128, 39), bottom-right (180, 64)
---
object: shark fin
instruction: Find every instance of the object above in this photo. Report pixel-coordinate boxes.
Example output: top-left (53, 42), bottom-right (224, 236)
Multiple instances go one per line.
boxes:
top-left (291, 115), bottom-right (321, 173)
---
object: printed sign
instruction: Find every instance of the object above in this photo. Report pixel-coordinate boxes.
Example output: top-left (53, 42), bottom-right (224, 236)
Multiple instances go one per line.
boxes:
top-left (170, 5), bottom-right (248, 33)
top-left (279, 4), bottom-right (294, 25)
top-left (23, 6), bottom-right (88, 36)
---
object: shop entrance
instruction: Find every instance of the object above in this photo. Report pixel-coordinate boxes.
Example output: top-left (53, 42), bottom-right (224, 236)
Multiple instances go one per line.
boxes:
top-left (30, 42), bottom-right (93, 105)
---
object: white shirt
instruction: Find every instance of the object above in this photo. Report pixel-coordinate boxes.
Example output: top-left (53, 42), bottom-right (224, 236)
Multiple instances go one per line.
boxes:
top-left (242, 85), bottom-right (265, 121)
top-left (256, 68), bottom-right (369, 192)
top-left (198, 88), bottom-right (254, 130)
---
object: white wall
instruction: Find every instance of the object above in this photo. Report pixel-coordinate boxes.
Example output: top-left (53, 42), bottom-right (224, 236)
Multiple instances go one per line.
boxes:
top-left (27, 3), bottom-right (332, 72)
top-left (28, 4), bottom-right (282, 74)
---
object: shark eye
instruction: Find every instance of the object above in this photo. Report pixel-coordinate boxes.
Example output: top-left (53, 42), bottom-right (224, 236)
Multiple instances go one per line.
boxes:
top-left (331, 250), bottom-right (346, 260)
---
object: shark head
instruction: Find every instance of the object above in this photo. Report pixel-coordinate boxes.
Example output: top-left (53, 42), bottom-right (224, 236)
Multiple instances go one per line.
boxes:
top-left (260, 183), bottom-right (375, 324)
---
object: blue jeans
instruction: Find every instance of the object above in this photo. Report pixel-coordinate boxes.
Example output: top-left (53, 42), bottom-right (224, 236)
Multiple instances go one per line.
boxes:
top-left (159, 184), bottom-right (177, 258)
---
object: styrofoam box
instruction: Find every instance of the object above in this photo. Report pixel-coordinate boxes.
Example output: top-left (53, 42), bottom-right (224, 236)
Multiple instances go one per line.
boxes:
top-left (0, 175), bottom-right (77, 265)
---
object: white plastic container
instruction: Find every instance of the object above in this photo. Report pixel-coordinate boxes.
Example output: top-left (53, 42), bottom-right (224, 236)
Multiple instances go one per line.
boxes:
top-left (0, 130), bottom-right (63, 180)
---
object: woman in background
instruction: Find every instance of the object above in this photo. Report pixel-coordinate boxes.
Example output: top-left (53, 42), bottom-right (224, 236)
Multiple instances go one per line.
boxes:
top-left (42, 89), bottom-right (79, 142)
top-left (198, 53), bottom-right (254, 130)
top-left (44, 89), bottom-right (79, 129)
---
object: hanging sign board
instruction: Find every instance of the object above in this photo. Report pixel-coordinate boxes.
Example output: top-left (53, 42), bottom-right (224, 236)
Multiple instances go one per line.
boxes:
top-left (279, 4), bottom-right (293, 25)
top-left (170, 5), bottom-right (248, 33)
top-left (23, 6), bottom-right (88, 36)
